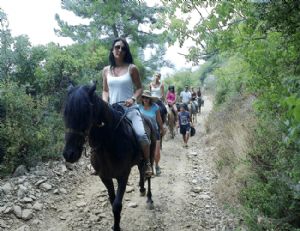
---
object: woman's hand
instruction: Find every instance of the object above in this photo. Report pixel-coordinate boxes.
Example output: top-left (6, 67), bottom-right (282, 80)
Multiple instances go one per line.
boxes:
top-left (125, 98), bottom-right (135, 107)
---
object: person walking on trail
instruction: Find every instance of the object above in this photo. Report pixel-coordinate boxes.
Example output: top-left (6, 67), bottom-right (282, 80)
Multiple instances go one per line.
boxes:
top-left (180, 85), bottom-right (192, 108)
top-left (138, 90), bottom-right (165, 176)
top-left (197, 87), bottom-right (202, 113)
top-left (177, 104), bottom-right (192, 148)
top-left (166, 85), bottom-right (178, 121)
top-left (101, 37), bottom-right (153, 176)
top-left (150, 73), bottom-right (167, 125)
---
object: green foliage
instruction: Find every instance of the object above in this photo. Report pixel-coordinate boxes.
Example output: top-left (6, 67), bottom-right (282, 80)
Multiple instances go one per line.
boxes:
top-left (240, 116), bottom-right (300, 229)
top-left (56, 0), bottom-right (164, 47)
top-left (162, 0), bottom-right (300, 229)
top-left (0, 81), bottom-right (64, 175)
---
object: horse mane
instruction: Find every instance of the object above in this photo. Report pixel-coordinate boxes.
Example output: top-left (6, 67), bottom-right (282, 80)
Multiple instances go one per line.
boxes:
top-left (64, 86), bottom-right (93, 131)
top-left (64, 85), bottom-right (139, 160)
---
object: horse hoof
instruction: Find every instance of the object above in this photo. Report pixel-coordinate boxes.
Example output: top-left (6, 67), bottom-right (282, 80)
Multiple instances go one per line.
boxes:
top-left (140, 191), bottom-right (146, 197)
top-left (146, 201), bottom-right (154, 210)
top-left (112, 226), bottom-right (121, 231)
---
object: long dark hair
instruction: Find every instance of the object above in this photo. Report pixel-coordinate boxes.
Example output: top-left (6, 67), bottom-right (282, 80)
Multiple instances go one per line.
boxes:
top-left (109, 38), bottom-right (134, 67)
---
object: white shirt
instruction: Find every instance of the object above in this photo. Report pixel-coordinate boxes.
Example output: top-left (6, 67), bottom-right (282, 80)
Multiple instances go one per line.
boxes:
top-left (107, 65), bottom-right (134, 104)
top-left (180, 91), bottom-right (191, 104)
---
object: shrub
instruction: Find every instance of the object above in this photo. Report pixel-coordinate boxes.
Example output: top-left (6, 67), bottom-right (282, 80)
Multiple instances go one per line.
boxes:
top-left (0, 81), bottom-right (64, 175)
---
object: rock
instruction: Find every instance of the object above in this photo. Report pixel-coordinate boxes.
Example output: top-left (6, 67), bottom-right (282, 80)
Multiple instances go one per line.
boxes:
top-left (1, 182), bottom-right (13, 194)
top-left (16, 225), bottom-right (30, 231)
top-left (76, 202), bottom-right (87, 207)
top-left (13, 165), bottom-right (28, 177)
top-left (59, 188), bottom-right (67, 194)
top-left (39, 183), bottom-right (52, 191)
top-left (21, 197), bottom-right (34, 203)
top-left (126, 186), bottom-right (134, 193)
top-left (33, 202), bottom-right (43, 211)
top-left (34, 179), bottom-right (47, 186)
top-left (199, 194), bottom-right (211, 200)
top-left (22, 209), bottom-right (33, 220)
top-left (191, 186), bottom-right (202, 193)
top-left (4, 206), bottom-right (13, 214)
top-left (128, 202), bottom-right (138, 208)
top-left (13, 205), bottom-right (22, 218)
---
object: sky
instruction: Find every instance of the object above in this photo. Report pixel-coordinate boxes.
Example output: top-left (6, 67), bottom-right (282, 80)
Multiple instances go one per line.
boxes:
top-left (0, 0), bottom-right (197, 76)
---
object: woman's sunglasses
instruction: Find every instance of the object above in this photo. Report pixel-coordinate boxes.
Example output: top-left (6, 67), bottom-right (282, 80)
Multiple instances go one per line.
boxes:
top-left (114, 45), bottom-right (126, 52)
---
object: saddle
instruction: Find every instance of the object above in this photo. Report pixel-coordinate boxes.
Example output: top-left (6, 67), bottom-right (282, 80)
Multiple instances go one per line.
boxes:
top-left (111, 103), bottom-right (154, 148)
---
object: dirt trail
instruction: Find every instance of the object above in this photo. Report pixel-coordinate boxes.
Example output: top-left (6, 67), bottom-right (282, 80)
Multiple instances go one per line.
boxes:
top-left (1, 96), bottom-right (240, 231)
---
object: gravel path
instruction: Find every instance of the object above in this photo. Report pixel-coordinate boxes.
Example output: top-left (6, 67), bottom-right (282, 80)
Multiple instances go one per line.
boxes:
top-left (0, 95), bottom-right (240, 231)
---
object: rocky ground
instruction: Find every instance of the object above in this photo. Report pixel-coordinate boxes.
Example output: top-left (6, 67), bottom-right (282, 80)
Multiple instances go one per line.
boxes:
top-left (0, 95), bottom-right (242, 231)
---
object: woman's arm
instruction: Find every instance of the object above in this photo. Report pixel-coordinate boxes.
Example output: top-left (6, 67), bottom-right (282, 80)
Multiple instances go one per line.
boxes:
top-left (102, 66), bottom-right (109, 102)
top-left (127, 64), bottom-right (142, 106)
top-left (160, 83), bottom-right (165, 102)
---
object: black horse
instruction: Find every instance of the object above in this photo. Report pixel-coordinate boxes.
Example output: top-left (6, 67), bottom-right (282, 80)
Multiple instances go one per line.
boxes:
top-left (63, 83), bottom-right (156, 231)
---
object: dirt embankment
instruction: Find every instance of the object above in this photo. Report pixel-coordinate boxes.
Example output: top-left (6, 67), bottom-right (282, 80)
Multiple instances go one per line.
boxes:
top-left (0, 95), bottom-right (242, 231)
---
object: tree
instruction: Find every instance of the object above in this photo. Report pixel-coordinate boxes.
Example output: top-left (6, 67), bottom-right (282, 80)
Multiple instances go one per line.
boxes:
top-left (0, 9), bottom-right (13, 80)
top-left (55, 0), bottom-right (164, 47)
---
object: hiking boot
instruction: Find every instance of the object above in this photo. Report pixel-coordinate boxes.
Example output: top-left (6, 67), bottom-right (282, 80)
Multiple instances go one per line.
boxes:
top-left (145, 162), bottom-right (153, 176)
top-left (155, 166), bottom-right (161, 176)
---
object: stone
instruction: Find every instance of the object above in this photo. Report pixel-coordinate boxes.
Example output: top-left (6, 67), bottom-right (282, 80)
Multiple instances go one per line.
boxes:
top-left (33, 202), bottom-right (43, 211)
top-left (128, 202), bottom-right (138, 208)
top-left (13, 205), bottom-right (22, 218)
top-left (126, 186), bottom-right (134, 193)
top-left (1, 182), bottom-right (13, 194)
top-left (39, 183), bottom-right (52, 191)
top-left (13, 165), bottom-right (28, 177)
top-left (22, 209), bottom-right (33, 220)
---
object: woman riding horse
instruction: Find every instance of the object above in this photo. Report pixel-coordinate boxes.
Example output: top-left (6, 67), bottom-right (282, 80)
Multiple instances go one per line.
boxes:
top-left (63, 83), bottom-right (156, 231)
top-left (149, 73), bottom-right (167, 125)
top-left (102, 38), bottom-right (153, 176)
top-left (166, 85), bottom-right (178, 138)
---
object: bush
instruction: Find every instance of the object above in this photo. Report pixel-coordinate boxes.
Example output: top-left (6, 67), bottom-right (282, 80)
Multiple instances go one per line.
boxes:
top-left (0, 81), bottom-right (64, 175)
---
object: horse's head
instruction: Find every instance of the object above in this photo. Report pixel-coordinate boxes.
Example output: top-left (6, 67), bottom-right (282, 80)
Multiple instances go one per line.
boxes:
top-left (63, 83), bottom-right (97, 163)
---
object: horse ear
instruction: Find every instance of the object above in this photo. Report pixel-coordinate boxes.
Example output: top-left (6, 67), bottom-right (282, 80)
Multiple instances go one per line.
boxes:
top-left (88, 81), bottom-right (97, 97)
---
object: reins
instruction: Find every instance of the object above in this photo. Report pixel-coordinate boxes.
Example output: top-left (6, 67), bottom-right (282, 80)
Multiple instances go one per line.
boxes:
top-left (113, 101), bottom-right (135, 130)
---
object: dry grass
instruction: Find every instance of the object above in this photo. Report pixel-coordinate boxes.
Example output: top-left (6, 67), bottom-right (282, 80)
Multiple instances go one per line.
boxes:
top-left (206, 94), bottom-right (257, 205)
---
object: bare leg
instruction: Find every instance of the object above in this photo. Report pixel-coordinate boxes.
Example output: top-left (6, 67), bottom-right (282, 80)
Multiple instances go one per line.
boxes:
top-left (155, 140), bottom-right (161, 175)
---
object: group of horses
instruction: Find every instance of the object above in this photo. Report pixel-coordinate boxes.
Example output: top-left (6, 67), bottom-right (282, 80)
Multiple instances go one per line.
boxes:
top-left (62, 83), bottom-right (203, 231)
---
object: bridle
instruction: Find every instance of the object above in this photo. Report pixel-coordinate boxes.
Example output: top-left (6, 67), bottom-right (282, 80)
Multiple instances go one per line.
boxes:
top-left (65, 128), bottom-right (89, 157)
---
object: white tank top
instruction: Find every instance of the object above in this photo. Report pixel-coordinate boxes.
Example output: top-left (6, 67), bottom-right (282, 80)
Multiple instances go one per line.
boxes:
top-left (107, 65), bottom-right (134, 104)
top-left (151, 83), bottom-right (162, 98)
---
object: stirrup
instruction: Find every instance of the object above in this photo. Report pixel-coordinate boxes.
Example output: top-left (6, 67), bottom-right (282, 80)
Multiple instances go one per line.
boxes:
top-left (145, 162), bottom-right (153, 176)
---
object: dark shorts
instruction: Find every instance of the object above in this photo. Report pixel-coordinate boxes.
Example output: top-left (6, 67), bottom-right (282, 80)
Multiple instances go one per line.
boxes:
top-left (180, 124), bottom-right (190, 135)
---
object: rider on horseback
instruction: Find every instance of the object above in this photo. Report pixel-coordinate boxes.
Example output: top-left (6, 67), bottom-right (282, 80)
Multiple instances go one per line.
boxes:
top-left (149, 73), bottom-right (167, 125)
top-left (166, 85), bottom-right (178, 120)
top-left (102, 38), bottom-right (153, 176)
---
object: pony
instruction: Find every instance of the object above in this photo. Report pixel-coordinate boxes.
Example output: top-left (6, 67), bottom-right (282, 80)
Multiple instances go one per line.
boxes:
top-left (188, 101), bottom-right (198, 123)
top-left (166, 104), bottom-right (176, 139)
top-left (62, 83), bottom-right (156, 231)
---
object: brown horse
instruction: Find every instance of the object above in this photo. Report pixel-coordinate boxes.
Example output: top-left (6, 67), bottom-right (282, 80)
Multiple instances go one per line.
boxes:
top-left (62, 83), bottom-right (156, 231)
top-left (166, 104), bottom-right (176, 139)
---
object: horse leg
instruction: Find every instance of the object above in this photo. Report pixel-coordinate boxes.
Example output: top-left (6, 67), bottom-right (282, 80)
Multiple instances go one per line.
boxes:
top-left (100, 177), bottom-right (116, 205)
top-left (110, 176), bottom-right (128, 231)
top-left (146, 176), bottom-right (154, 210)
top-left (138, 162), bottom-right (146, 196)
top-left (100, 177), bottom-right (123, 231)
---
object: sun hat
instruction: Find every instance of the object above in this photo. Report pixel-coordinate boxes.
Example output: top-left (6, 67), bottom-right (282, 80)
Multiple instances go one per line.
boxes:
top-left (141, 90), bottom-right (159, 101)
